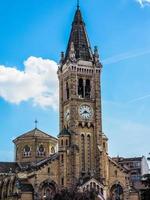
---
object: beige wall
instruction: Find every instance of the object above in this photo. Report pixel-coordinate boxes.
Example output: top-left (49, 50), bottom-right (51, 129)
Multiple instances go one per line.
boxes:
top-left (21, 192), bottom-right (33, 200)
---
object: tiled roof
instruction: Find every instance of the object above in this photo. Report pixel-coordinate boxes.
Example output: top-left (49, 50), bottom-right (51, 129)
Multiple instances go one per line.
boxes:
top-left (113, 157), bottom-right (143, 162)
top-left (20, 153), bottom-right (59, 172)
top-left (0, 154), bottom-right (59, 174)
top-left (65, 7), bottom-right (93, 62)
top-left (0, 162), bottom-right (19, 174)
top-left (13, 128), bottom-right (58, 143)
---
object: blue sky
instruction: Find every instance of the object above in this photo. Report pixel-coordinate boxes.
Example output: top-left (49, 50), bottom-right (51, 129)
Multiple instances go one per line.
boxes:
top-left (0, 0), bottom-right (150, 161)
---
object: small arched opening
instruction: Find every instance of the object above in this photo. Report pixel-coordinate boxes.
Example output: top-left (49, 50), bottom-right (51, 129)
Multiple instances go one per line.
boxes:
top-left (39, 180), bottom-right (57, 200)
top-left (110, 183), bottom-right (124, 200)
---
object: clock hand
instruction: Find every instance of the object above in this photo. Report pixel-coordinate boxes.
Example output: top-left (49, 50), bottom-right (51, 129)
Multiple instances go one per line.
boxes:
top-left (83, 110), bottom-right (88, 114)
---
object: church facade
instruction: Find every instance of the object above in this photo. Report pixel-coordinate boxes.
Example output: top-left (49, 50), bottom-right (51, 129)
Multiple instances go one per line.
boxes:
top-left (0, 6), bottom-right (141, 200)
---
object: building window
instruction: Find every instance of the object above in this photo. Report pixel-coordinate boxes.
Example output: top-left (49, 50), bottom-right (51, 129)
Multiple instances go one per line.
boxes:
top-left (66, 139), bottom-right (68, 146)
top-left (78, 78), bottom-right (84, 98)
top-left (51, 146), bottom-right (55, 154)
top-left (61, 177), bottom-right (64, 186)
top-left (81, 134), bottom-right (85, 171)
top-left (85, 79), bottom-right (91, 99)
top-left (66, 82), bottom-right (69, 100)
top-left (61, 139), bottom-right (63, 146)
top-left (134, 162), bottom-right (141, 168)
top-left (48, 167), bottom-right (50, 174)
top-left (37, 144), bottom-right (45, 156)
top-left (61, 154), bottom-right (64, 163)
top-left (87, 135), bottom-right (91, 170)
top-left (23, 145), bottom-right (31, 157)
top-left (115, 170), bottom-right (118, 177)
top-left (78, 78), bottom-right (91, 99)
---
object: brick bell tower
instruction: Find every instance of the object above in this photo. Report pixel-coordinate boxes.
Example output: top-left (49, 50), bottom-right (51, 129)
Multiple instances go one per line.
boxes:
top-left (57, 5), bottom-right (104, 188)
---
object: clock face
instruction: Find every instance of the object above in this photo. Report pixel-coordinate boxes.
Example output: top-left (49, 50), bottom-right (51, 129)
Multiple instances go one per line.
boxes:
top-left (79, 105), bottom-right (93, 120)
top-left (64, 108), bottom-right (70, 121)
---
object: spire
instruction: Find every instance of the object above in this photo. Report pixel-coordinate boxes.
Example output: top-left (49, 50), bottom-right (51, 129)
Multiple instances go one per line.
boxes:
top-left (65, 6), bottom-right (93, 62)
top-left (77, 0), bottom-right (79, 9)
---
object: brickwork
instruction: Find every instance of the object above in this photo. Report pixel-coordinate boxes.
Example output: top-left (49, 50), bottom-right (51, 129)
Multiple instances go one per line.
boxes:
top-left (0, 5), bottom-right (141, 200)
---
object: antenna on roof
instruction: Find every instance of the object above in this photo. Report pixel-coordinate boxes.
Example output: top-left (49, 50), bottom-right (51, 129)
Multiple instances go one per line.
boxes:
top-left (34, 119), bottom-right (38, 129)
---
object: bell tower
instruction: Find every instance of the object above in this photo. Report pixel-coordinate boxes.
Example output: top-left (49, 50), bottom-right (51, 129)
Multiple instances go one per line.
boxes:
top-left (57, 6), bottom-right (103, 188)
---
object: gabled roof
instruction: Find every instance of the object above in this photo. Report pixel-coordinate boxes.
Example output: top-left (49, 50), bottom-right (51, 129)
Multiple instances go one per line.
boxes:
top-left (0, 162), bottom-right (19, 174)
top-left (0, 154), bottom-right (59, 175)
top-left (13, 128), bottom-right (57, 143)
top-left (65, 7), bottom-right (93, 62)
top-left (20, 153), bottom-right (59, 172)
top-left (109, 157), bottom-right (129, 173)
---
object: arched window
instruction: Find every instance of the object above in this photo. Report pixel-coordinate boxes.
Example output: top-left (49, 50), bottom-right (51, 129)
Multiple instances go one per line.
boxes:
top-left (66, 82), bottom-right (69, 100)
top-left (48, 167), bottom-right (50, 174)
top-left (41, 182), bottom-right (56, 200)
top-left (85, 79), bottom-right (91, 99)
top-left (110, 184), bottom-right (123, 200)
top-left (81, 134), bottom-right (85, 171)
top-left (78, 78), bottom-right (84, 98)
top-left (66, 139), bottom-right (68, 146)
top-left (61, 154), bottom-right (64, 163)
top-left (61, 139), bottom-right (63, 146)
top-left (51, 147), bottom-right (55, 154)
top-left (23, 145), bottom-right (31, 157)
top-left (87, 135), bottom-right (91, 171)
top-left (37, 144), bottom-right (45, 156)
top-left (103, 142), bottom-right (106, 149)
top-left (61, 177), bottom-right (64, 186)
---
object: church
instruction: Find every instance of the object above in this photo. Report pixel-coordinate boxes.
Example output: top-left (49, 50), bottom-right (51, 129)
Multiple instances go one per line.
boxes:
top-left (0, 4), bottom-right (144, 200)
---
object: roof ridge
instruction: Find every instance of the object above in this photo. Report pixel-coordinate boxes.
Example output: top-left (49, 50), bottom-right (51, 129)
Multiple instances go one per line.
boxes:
top-left (109, 157), bottom-right (129, 172)
top-left (13, 128), bottom-right (57, 142)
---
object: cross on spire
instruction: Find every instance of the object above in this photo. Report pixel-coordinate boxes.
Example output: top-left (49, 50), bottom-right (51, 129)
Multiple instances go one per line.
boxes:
top-left (34, 119), bottom-right (38, 129)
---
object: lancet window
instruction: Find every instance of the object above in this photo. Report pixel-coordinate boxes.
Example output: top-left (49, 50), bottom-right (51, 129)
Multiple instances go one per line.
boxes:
top-left (37, 144), bottom-right (45, 156)
top-left (23, 145), bottom-right (31, 157)
top-left (78, 78), bottom-right (84, 98)
top-left (87, 134), bottom-right (91, 171)
top-left (66, 82), bottom-right (69, 100)
top-left (78, 78), bottom-right (91, 99)
top-left (85, 79), bottom-right (91, 99)
top-left (81, 134), bottom-right (85, 171)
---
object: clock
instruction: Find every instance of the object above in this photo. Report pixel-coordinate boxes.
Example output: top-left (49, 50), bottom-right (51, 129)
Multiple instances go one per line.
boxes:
top-left (64, 108), bottom-right (70, 121)
top-left (79, 105), bottom-right (93, 120)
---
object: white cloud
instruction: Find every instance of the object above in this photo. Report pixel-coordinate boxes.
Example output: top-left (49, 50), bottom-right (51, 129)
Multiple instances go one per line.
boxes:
top-left (102, 49), bottom-right (150, 65)
top-left (0, 56), bottom-right (59, 109)
top-left (128, 94), bottom-right (150, 103)
top-left (136, 0), bottom-right (150, 7)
